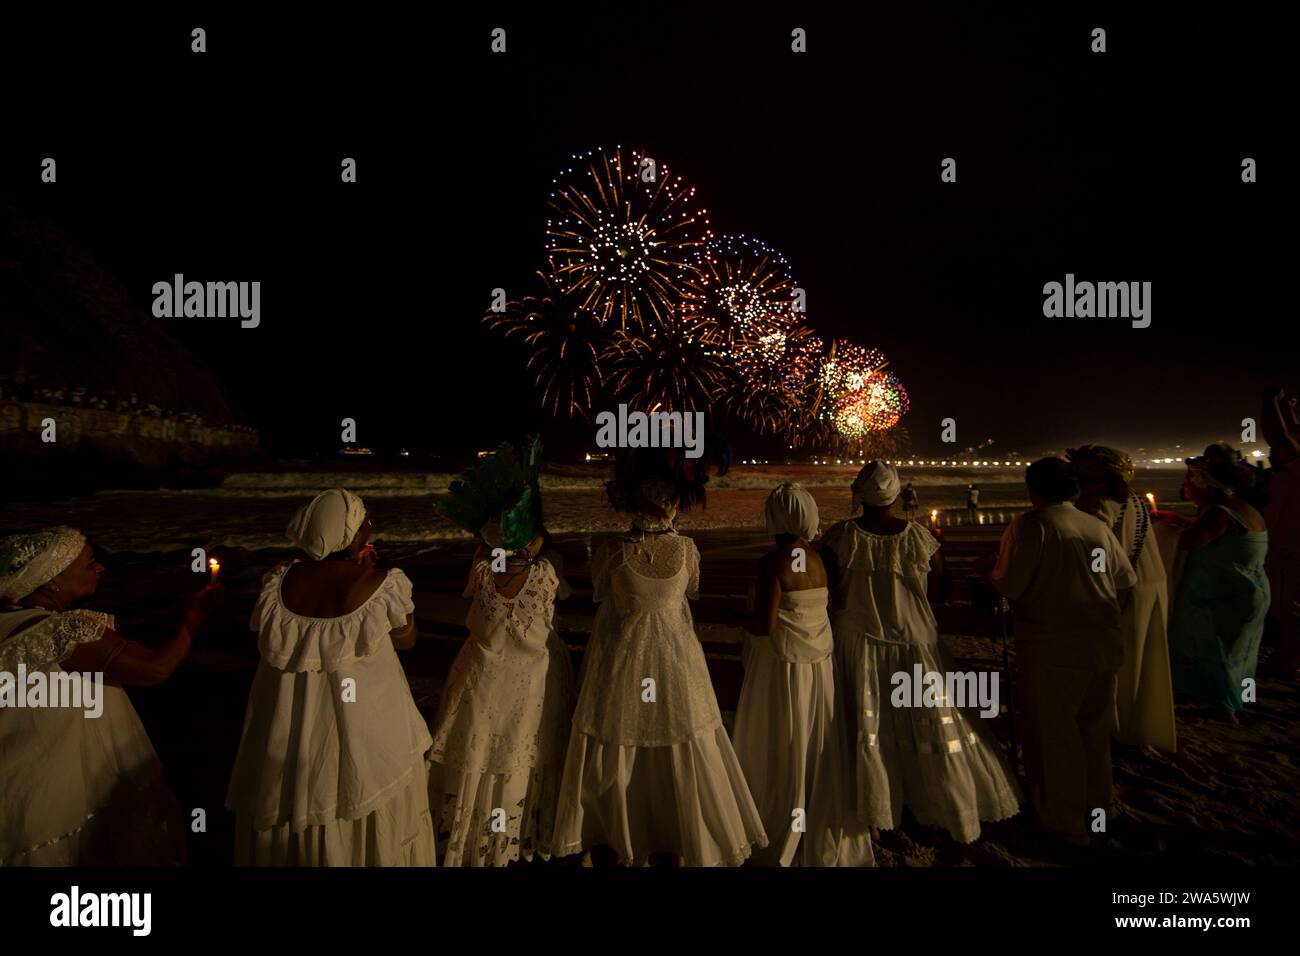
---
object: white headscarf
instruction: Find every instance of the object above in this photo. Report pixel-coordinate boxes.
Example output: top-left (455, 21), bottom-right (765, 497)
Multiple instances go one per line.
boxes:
top-left (286, 489), bottom-right (367, 560)
top-left (0, 527), bottom-right (87, 601)
top-left (851, 461), bottom-right (901, 512)
top-left (765, 481), bottom-right (819, 540)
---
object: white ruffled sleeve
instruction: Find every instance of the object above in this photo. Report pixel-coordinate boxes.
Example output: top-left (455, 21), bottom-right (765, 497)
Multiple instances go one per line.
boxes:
top-left (0, 609), bottom-right (115, 672)
top-left (254, 566), bottom-right (416, 672)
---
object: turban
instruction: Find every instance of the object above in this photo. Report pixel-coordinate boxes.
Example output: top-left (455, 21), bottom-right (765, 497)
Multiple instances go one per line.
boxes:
top-left (851, 461), bottom-right (901, 512)
top-left (765, 482), bottom-right (819, 540)
top-left (0, 527), bottom-right (86, 601)
top-left (286, 489), bottom-right (367, 560)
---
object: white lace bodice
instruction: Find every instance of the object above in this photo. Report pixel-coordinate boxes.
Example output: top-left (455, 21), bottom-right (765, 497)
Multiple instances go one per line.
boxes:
top-left (430, 555), bottom-right (575, 774)
top-left (573, 532), bottom-right (720, 746)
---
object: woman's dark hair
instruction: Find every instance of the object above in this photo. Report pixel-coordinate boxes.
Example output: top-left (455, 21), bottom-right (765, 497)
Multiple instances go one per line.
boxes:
top-left (604, 447), bottom-right (708, 514)
top-left (1026, 457), bottom-right (1080, 503)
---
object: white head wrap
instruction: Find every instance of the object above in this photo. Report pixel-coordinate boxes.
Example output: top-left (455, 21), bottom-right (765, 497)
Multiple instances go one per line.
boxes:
top-left (765, 481), bottom-right (819, 540)
top-left (286, 489), bottom-right (367, 560)
top-left (0, 527), bottom-right (87, 601)
top-left (851, 461), bottom-right (901, 512)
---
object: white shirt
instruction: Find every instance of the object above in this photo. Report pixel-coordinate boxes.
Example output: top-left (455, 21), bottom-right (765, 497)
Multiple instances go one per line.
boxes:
top-left (992, 502), bottom-right (1137, 669)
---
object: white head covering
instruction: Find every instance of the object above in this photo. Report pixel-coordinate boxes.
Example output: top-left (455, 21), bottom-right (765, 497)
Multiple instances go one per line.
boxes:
top-left (851, 461), bottom-right (901, 512)
top-left (286, 489), bottom-right (367, 560)
top-left (765, 481), bottom-right (819, 540)
top-left (0, 527), bottom-right (87, 601)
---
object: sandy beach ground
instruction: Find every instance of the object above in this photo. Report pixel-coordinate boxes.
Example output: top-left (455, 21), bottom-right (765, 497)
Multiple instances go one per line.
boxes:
top-left (4, 465), bottom-right (1295, 867)
top-left (43, 523), bottom-right (1298, 869)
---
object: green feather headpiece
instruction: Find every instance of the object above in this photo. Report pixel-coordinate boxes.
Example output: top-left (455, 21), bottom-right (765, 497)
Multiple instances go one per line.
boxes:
top-left (438, 435), bottom-right (543, 552)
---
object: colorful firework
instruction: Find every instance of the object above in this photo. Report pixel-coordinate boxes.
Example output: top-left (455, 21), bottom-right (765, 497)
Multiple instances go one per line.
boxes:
top-left (546, 146), bottom-right (711, 333)
top-left (683, 234), bottom-right (798, 339)
top-left (832, 368), bottom-right (911, 437)
top-left (731, 315), bottom-right (822, 398)
top-left (815, 341), bottom-right (890, 414)
top-left (602, 314), bottom-right (728, 413)
top-left (483, 269), bottom-right (606, 419)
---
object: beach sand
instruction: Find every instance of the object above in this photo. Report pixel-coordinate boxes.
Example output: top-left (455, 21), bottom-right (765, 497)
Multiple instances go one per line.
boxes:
top-left (77, 520), bottom-right (1300, 868)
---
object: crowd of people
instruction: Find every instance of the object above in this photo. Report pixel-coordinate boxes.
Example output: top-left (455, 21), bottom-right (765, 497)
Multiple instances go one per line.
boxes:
top-left (1, 388), bottom-right (1296, 867)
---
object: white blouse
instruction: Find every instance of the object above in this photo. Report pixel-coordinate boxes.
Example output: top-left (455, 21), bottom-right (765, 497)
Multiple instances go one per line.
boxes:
top-left (225, 563), bottom-right (432, 831)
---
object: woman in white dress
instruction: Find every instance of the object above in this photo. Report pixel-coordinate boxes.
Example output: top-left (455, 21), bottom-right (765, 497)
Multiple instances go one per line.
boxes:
top-left (226, 489), bottom-right (437, 866)
top-left (1, 527), bottom-right (217, 866)
top-left (1069, 444), bottom-right (1176, 751)
top-left (429, 437), bottom-right (575, 865)
top-left (822, 462), bottom-right (1021, 843)
top-left (730, 483), bottom-right (874, 866)
top-left (554, 449), bottom-right (767, 866)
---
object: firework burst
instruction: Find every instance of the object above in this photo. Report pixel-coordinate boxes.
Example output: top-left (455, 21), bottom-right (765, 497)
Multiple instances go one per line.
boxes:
top-left (684, 234), bottom-right (798, 339)
top-left (832, 369), bottom-right (911, 437)
top-left (484, 270), bottom-right (606, 419)
top-left (546, 146), bottom-right (711, 333)
top-left (813, 340), bottom-right (910, 439)
top-left (603, 314), bottom-right (728, 414)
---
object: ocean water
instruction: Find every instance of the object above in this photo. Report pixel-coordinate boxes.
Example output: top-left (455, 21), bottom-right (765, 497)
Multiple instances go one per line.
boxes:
top-left (0, 464), bottom-right (1190, 555)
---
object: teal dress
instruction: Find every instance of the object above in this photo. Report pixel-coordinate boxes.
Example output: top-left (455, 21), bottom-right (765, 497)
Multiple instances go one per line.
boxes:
top-left (1168, 507), bottom-right (1270, 713)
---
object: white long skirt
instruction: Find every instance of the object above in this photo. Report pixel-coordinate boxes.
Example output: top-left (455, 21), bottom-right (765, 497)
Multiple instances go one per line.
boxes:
top-left (234, 757), bottom-right (436, 867)
top-left (838, 636), bottom-right (1021, 843)
top-left (731, 636), bottom-right (874, 866)
top-left (1114, 579), bottom-right (1177, 751)
top-left (429, 760), bottom-right (563, 867)
top-left (554, 724), bottom-right (768, 866)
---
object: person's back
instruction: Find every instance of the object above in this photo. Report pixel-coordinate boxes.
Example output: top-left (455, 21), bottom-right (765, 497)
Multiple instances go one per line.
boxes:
top-left (280, 560), bottom-right (389, 618)
top-left (994, 502), bottom-right (1134, 669)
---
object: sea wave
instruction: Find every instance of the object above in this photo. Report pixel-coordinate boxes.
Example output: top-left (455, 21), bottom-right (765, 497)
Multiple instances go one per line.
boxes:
top-left (93, 464), bottom-right (1029, 499)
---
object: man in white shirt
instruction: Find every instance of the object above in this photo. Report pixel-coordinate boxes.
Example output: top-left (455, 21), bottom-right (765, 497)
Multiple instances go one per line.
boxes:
top-left (992, 458), bottom-right (1137, 844)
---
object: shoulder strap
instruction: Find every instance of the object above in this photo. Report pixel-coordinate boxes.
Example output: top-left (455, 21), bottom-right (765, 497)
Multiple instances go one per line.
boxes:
top-left (1215, 503), bottom-right (1250, 529)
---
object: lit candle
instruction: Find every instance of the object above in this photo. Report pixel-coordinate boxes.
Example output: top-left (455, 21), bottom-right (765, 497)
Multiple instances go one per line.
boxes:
top-left (1145, 492), bottom-right (1156, 511)
top-left (208, 557), bottom-right (220, 583)
top-left (930, 509), bottom-right (939, 525)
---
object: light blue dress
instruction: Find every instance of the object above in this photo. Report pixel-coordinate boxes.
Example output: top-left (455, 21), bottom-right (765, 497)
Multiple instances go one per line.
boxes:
top-left (1168, 506), bottom-right (1270, 713)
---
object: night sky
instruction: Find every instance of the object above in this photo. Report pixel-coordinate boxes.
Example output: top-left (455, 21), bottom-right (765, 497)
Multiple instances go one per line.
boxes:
top-left (3, 6), bottom-right (1288, 461)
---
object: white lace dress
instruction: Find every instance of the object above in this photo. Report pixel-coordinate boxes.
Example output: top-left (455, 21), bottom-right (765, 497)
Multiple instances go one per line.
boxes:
top-left (554, 531), bottom-right (767, 866)
top-left (428, 555), bottom-right (575, 866)
top-left (822, 520), bottom-right (1021, 842)
top-left (0, 608), bottom-right (181, 866)
top-left (731, 587), bottom-right (875, 866)
top-left (225, 562), bottom-right (437, 866)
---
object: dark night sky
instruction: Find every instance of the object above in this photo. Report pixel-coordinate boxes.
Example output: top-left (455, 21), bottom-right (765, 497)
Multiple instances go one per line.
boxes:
top-left (2, 6), bottom-right (1289, 461)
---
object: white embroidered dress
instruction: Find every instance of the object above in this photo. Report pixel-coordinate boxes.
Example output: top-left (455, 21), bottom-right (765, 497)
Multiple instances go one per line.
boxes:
top-left (428, 554), bottom-right (575, 866)
top-left (822, 520), bottom-right (1021, 842)
top-left (0, 608), bottom-right (178, 866)
top-left (225, 562), bottom-right (436, 866)
top-left (554, 531), bottom-right (767, 866)
top-left (731, 587), bottom-right (875, 866)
